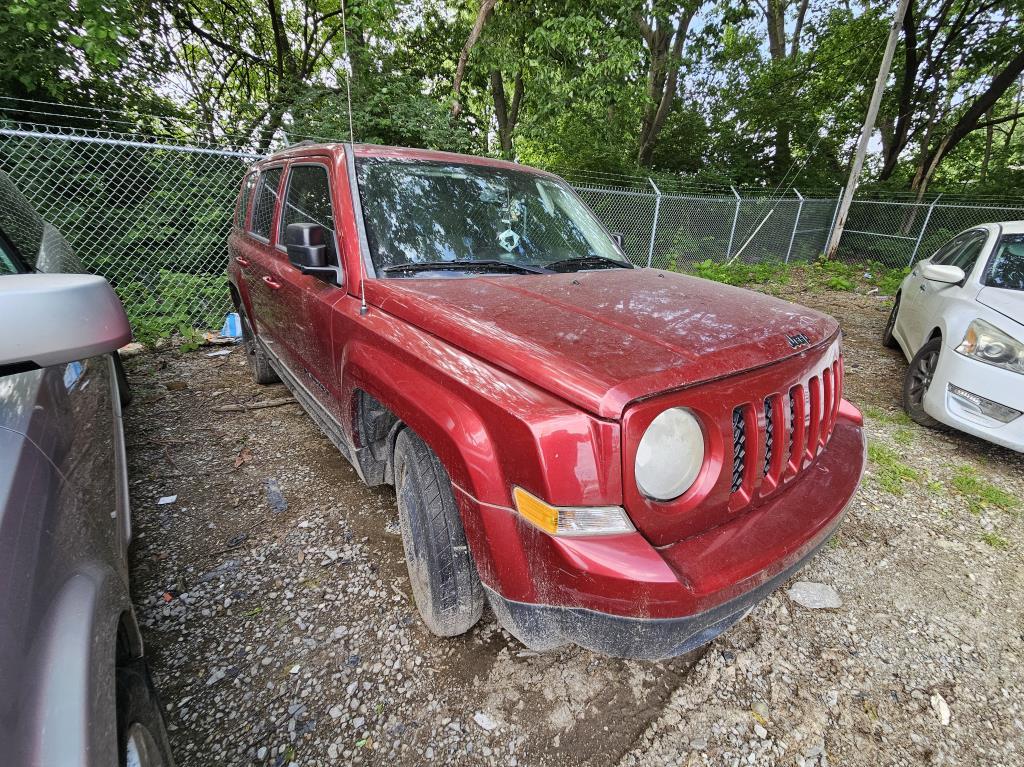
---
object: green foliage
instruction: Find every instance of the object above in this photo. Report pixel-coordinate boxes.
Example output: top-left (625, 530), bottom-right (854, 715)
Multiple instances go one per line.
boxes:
top-left (861, 405), bottom-right (914, 427)
top-left (979, 532), bottom-right (1011, 550)
top-left (122, 271), bottom-right (229, 347)
top-left (690, 258), bottom-right (791, 286)
top-left (868, 442), bottom-right (920, 495)
top-left (951, 466), bottom-right (1020, 515)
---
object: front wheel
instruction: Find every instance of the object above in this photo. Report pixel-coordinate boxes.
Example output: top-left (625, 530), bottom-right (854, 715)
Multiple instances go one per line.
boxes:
top-left (882, 294), bottom-right (901, 349)
top-left (902, 337), bottom-right (942, 427)
top-left (116, 658), bottom-right (174, 767)
top-left (393, 428), bottom-right (484, 637)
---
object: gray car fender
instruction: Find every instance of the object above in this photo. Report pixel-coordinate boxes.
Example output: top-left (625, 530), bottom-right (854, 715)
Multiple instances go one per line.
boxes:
top-left (23, 564), bottom-right (138, 767)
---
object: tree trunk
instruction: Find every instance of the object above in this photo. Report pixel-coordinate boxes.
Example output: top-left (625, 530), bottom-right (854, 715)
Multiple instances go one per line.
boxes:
top-left (980, 107), bottom-right (994, 184)
top-left (451, 0), bottom-right (498, 118)
top-left (911, 47), bottom-right (1024, 200)
top-left (490, 70), bottom-right (523, 159)
top-left (636, 4), bottom-right (696, 167)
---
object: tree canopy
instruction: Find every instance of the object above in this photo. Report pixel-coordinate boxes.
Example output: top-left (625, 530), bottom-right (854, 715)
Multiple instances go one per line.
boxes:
top-left (1, 0), bottom-right (1021, 195)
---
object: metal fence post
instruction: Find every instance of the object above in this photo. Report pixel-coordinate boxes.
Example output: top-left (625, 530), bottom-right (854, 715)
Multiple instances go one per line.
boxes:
top-left (725, 186), bottom-right (741, 260)
top-left (647, 177), bottom-right (661, 268)
top-left (825, 193), bottom-right (842, 257)
top-left (785, 189), bottom-right (804, 263)
top-left (908, 194), bottom-right (942, 265)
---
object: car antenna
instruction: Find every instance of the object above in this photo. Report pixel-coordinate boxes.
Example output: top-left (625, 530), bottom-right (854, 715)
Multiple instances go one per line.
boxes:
top-left (340, 0), bottom-right (367, 316)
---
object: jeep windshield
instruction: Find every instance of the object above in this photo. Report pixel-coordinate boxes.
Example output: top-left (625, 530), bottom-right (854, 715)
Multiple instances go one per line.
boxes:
top-left (355, 158), bottom-right (632, 276)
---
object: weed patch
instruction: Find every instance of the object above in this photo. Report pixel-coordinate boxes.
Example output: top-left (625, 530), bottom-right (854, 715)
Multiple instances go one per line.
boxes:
top-left (952, 466), bottom-right (1020, 514)
top-left (980, 531), bottom-right (1010, 550)
top-left (868, 442), bottom-right (920, 494)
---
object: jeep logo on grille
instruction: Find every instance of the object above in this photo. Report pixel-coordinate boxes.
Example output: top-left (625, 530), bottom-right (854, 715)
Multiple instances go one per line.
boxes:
top-left (786, 332), bottom-right (810, 348)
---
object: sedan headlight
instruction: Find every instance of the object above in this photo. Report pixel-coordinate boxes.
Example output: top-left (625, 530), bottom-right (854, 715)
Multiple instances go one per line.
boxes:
top-left (635, 407), bottom-right (704, 501)
top-left (956, 319), bottom-right (1024, 375)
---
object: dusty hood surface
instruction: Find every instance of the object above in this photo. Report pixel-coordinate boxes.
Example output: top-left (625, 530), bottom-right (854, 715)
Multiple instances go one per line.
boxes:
top-left (976, 287), bottom-right (1024, 330)
top-left (368, 268), bottom-right (839, 418)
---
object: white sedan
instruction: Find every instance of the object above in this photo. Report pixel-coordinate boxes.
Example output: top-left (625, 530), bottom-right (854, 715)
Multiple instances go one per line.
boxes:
top-left (884, 221), bottom-right (1024, 452)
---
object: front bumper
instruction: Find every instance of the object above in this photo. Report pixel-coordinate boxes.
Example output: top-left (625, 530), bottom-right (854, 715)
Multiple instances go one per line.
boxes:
top-left (484, 519), bottom-right (838, 659)
top-left (457, 412), bottom-right (865, 659)
top-left (923, 345), bottom-right (1024, 452)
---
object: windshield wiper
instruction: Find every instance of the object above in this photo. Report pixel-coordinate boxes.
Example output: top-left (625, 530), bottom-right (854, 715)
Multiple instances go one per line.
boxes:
top-left (381, 259), bottom-right (549, 275)
top-left (544, 255), bottom-right (633, 272)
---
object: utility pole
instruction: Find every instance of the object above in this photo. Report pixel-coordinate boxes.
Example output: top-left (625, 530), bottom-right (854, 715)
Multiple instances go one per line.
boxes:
top-left (824, 0), bottom-right (911, 259)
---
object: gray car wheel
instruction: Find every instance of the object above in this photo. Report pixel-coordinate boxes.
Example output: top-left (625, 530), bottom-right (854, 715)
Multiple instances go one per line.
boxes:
top-left (117, 658), bottom-right (174, 767)
top-left (902, 337), bottom-right (942, 428)
top-left (393, 428), bottom-right (484, 637)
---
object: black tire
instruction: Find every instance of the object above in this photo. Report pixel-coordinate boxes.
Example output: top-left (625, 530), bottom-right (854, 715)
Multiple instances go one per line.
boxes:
top-left (902, 337), bottom-right (942, 428)
top-left (116, 657), bottom-right (174, 767)
top-left (239, 311), bottom-right (278, 385)
top-left (113, 353), bottom-right (133, 408)
top-left (882, 293), bottom-right (901, 349)
top-left (393, 428), bottom-right (484, 637)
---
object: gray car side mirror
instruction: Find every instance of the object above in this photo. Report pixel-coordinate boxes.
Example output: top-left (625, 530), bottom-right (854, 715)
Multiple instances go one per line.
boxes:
top-left (0, 273), bottom-right (131, 370)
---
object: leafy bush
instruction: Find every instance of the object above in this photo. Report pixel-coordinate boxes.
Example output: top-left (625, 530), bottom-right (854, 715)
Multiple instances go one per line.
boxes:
top-left (120, 270), bottom-right (229, 347)
top-left (690, 258), bottom-right (791, 286)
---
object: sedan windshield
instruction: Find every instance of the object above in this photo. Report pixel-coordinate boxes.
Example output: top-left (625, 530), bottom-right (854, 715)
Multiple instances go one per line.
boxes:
top-left (355, 158), bottom-right (630, 275)
top-left (984, 233), bottom-right (1024, 291)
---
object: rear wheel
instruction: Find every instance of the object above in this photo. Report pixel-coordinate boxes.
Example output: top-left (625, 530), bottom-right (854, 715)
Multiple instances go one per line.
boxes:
top-left (116, 658), bottom-right (173, 767)
top-left (902, 337), bottom-right (942, 427)
top-left (393, 428), bottom-right (483, 637)
top-left (239, 310), bottom-right (278, 385)
top-left (882, 293), bottom-right (901, 349)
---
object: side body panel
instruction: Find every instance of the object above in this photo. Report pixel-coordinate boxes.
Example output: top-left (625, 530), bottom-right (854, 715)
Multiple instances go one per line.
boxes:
top-left (0, 357), bottom-right (135, 766)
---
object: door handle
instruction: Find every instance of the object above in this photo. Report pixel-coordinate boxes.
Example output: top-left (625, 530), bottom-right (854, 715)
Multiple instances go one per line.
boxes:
top-left (262, 275), bottom-right (282, 290)
top-left (919, 284), bottom-right (927, 292)
top-left (235, 256), bottom-right (250, 267)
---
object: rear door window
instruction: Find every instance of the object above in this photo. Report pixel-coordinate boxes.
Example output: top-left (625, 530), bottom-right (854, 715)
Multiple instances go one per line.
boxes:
top-left (0, 233), bottom-right (25, 274)
top-left (280, 164), bottom-right (337, 260)
top-left (0, 172), bottom-right (45, 268)
top-left (236, 173), bottom-right (257, 228)
top-left (249, 168), bottom-right (283, 241)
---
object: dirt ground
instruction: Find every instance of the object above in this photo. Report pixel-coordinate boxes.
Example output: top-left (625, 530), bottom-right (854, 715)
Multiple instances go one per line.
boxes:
top-left (124, 287), bottom-right (1023, 767)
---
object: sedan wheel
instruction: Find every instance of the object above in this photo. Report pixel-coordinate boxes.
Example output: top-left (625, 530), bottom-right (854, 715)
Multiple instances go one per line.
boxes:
top-left (902, 337), bottom-right (942, 427)
top-left (882, 294), bottom-right (901, 349)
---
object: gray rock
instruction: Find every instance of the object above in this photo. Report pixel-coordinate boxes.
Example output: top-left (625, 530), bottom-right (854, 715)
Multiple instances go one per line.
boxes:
top-left (787, 582), bottom-right (842, 609)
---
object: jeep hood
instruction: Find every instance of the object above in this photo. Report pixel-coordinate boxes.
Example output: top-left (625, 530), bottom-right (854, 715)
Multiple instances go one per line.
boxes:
top-left (367, 269), bottom-right (839, 419)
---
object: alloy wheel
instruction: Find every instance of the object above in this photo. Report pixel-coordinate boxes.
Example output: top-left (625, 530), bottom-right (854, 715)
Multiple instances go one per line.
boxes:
top-left (907, 348), bottom-right (939, 407)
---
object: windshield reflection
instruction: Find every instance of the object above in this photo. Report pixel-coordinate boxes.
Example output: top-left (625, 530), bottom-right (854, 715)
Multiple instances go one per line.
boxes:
top-left (355, 159), bottom-right (629, 275)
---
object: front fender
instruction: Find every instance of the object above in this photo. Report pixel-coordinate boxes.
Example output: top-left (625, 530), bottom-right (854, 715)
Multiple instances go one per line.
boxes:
top-left (337, 309), bottom-right (622, 596)
top-left (22, 566), bottom-right (135, 767)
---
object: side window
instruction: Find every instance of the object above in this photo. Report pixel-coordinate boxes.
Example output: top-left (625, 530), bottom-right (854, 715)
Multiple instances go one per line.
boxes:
top-left (280, 165), bottom-right (337, 259)
top-left (949, 233), bottom-right (987, 274)
top-left (0, 172), bottom-right (45, 268)
top-left (249, 167), bottom-right (283, 241)
top-left (0, 233), bottom-right (23, 275)
top-left (930, 234), bottom-right (968, 265)
top-left (236, 173), bottom-right (257, 228)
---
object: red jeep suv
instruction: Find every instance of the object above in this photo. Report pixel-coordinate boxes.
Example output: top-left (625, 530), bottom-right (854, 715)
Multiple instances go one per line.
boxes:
top-left (227, 143), bottom-right (865, 659)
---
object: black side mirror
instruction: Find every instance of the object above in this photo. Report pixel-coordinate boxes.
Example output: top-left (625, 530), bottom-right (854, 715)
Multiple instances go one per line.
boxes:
top-left (611, 232), bottom-right (624, 249)
top-left (285, 223), bottom-right (343, 285)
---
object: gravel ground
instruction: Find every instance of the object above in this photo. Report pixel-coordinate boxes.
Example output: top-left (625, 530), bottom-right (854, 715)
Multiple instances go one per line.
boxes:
top-left (124, 288), bottom-right (1023, 767)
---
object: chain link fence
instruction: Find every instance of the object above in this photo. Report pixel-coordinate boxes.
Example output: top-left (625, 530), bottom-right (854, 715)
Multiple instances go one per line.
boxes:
top-left (2, 123), bottom-right (1023, 335)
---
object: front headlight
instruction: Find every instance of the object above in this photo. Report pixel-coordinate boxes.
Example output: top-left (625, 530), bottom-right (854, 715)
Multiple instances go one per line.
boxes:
top-left (635, 407), bottom-right (705, 501)
top-left (956, 319), bottom-right (1024, 375)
